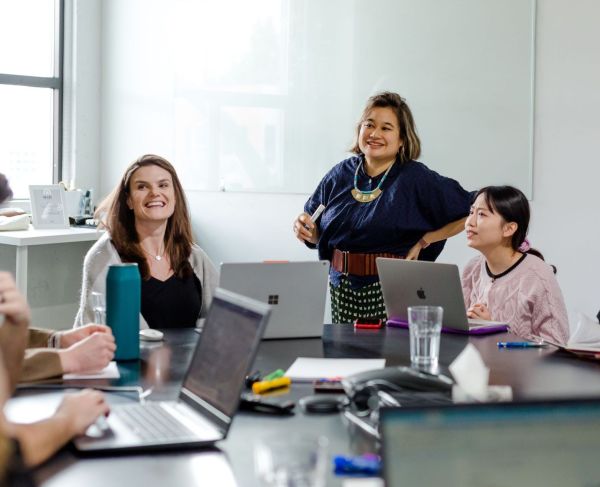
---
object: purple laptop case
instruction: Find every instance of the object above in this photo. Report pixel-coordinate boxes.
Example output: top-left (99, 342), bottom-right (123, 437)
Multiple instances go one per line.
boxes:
top-left (386, 317), bottom-right (508, 335)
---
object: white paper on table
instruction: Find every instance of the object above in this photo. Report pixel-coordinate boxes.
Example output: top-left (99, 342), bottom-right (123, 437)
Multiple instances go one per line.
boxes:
top-left (63, 361), bottom-right (120, 380)
top-left (285, 357), bottom-right (385, 382)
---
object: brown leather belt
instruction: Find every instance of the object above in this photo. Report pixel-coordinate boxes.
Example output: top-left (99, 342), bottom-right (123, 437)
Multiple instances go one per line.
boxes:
top-left (331, 249), bottom-right (404, 276)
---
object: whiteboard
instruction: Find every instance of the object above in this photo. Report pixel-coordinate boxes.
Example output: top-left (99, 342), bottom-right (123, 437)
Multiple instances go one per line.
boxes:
top-left (165, 0), bottom-right (535, 196)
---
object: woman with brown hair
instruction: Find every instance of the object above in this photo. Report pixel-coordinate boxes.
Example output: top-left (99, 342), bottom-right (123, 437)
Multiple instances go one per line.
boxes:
top-left (74, 154), bottom-right (218, 329)
top-left (293, 92), bottom-right (474, 323)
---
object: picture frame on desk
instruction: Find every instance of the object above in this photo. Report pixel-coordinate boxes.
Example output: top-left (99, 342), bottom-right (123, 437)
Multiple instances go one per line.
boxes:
top-left (29, 185), bottom-right (70, 229)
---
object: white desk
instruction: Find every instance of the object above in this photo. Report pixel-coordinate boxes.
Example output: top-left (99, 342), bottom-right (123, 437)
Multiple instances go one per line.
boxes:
top-left (0, 226), bottom-right (102, 296)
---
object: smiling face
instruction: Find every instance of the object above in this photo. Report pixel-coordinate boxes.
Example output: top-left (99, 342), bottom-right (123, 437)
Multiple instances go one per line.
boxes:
top-left (126, 164), bottom-right (176, 224)
top-left (358, 107), bottom-right (403, 165)
top-left (465, 193), bottom-right (517, 252)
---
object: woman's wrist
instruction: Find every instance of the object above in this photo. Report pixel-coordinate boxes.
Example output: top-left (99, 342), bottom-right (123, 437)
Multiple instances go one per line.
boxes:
top-left (419, 237), bottom-right (430, 249)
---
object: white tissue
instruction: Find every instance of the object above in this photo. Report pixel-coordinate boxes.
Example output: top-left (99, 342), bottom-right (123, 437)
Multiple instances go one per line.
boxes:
top-left (449, 343), bottom-right (512, 403)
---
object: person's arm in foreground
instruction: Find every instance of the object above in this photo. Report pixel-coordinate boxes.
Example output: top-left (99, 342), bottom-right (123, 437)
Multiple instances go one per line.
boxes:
top-left (6, 389), bottom-right (109, 466)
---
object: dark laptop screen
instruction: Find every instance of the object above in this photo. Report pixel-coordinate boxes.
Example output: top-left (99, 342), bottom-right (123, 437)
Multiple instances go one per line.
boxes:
top-left (382, 400), bottom-right (600, 486)
top-left (182, 294), bottom-right (265, 418)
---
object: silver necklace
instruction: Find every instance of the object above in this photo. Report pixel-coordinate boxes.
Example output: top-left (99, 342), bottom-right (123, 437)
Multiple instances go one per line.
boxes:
top-left (140, 244), bottom-right (165, 261)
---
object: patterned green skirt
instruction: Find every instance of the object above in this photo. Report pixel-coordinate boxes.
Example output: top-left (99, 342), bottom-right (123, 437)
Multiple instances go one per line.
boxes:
top-left (330, 276), bottom-right (387, 324)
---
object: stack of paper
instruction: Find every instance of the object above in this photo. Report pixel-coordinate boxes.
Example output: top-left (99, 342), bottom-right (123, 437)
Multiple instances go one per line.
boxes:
top-left (284, 357), bottom-right (385, 382)
top-left (547, 313), bottom-right (600, 357)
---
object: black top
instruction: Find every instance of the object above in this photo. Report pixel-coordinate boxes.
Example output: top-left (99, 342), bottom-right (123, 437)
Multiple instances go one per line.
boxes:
top-left (141, 273), bottom-right (202, 328)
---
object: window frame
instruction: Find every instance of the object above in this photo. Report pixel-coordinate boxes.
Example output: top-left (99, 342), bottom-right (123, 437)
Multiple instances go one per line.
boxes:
top-left (0, 0), bottom-right (64, 191)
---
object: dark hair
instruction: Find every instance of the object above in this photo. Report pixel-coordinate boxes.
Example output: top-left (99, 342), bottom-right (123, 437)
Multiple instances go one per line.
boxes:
top-left (0, 173), bottom-right (13, 204)
top-left (475, 185), bottom-right (552, 267)
top-left (350, 91), bottom-right (421, 162)
top-left (96, 154), bottom-right (194, 280)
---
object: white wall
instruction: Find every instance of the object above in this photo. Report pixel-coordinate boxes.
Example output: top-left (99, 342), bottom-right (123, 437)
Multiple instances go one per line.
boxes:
top-left (95, 0), bottom-right (600, 322)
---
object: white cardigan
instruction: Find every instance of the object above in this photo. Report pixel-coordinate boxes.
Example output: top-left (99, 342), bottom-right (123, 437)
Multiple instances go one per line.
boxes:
top-left (74, 233), bottom-right (219, 329)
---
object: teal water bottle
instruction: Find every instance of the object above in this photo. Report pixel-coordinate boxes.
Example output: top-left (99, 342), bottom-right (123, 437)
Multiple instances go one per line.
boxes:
top-left (106, 263), bottom-right (141, 360)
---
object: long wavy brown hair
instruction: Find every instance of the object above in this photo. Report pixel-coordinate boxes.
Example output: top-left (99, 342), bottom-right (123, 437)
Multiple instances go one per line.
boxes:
top-left (96, 154), bottom-right (194, 280)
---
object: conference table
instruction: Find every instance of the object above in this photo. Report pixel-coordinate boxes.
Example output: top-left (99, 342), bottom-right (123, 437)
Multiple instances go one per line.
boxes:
top-left (19, 325), bottom-right (600, 486)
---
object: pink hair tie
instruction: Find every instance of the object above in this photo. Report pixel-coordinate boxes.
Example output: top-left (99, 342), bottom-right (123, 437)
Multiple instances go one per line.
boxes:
top-left (518, 238), bottom-right (530, 252)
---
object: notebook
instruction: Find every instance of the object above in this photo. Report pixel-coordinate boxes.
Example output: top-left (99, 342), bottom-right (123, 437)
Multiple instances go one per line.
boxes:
top-left (219, 261), bottom-right (329, 339)
top-left (376, 258), bottom-right (507, 334)
top-left (381, 399), bottom-right (600, 487)
top-left (74, 287), bottom-right (271, 452)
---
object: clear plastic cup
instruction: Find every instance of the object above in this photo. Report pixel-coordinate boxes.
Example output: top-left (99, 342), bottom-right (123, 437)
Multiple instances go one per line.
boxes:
top-left (408, 306), bottom-right (443, 368)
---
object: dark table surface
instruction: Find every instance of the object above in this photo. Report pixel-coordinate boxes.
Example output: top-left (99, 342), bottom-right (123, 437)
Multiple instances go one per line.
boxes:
top-left (22, 325), bottom-right (600, 486)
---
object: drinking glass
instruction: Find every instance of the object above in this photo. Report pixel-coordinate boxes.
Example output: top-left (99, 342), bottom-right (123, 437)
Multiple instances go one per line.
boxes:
top-left (91, 291), bottom-right (106, 325)
top-left (254, 434), bottom-right (329, 487)
top-left (408, 306), bottom-right (443, 368)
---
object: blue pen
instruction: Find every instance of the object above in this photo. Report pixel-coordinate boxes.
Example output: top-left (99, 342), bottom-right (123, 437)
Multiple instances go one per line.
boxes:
top-left (497, 341), bottom-right (546, 348)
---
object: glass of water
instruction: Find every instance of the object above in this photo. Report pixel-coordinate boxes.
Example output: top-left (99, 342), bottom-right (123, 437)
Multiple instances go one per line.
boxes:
top-left (254, 434), bottom-right (329, 487)
top-left (408, 306), bottom-right (443, 369)
top-left (91, 291), bottom-right (106, 325)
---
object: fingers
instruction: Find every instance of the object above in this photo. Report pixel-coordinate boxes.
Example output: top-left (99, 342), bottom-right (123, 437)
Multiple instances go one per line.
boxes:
top-left (61, 390), bottom-right (111, 435)
top-left (83, 324), bottom-right (112, 335)
top-left (467, 303), bottom-right (487, 319)
top-left (0, 274), bottom-right (31, 327)
top-left (293, 213), bottom-right (317, 243)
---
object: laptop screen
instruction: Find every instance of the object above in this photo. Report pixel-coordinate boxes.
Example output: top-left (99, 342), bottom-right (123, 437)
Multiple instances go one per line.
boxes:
top-left (381, 400), bottom-right (600, 486)
top-left (182, 293), bottom-right (266, 418)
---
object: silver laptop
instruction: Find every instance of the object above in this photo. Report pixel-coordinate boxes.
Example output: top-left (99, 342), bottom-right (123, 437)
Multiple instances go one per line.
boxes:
top-left (381, 399), bottom-right (600, 486)
top-left (219, 261), bottom-right (329, 339)
top-left (376, 258), bottom-right (507, 334)
top-left (74, 288), bottom-right (271, 452)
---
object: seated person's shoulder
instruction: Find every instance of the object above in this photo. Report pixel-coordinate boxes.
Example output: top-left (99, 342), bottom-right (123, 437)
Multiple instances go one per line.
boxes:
top-left (523, 253), bottom-right (557, 278)
top-left (462, 255), bottom-right (484, 278)
top-left (83, 233), bottom-right (117, 269)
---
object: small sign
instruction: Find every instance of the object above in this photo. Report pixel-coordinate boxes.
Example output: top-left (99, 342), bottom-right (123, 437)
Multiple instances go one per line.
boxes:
top-left (29, 185), bottom-right (70, 229)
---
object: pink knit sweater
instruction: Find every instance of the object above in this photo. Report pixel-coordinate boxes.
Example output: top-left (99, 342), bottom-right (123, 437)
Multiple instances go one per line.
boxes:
top-left (461, 254), bottom-right (569, 343)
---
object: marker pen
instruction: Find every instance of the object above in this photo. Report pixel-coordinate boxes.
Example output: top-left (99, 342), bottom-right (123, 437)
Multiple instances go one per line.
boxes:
top-left (497, 341), bottom-right (546, 348)
top-left (310, 204), bottom-right (326, 223)
top-left (251, 376), bottom-right (291, 394)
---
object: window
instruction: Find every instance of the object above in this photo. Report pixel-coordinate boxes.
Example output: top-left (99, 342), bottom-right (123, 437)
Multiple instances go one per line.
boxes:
top-left (0, 0), bottom-right (63, 200)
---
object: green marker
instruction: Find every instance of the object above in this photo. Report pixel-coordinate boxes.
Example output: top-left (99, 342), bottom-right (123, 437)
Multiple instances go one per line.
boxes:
top-left (263, 369), bottom-right (285, 381)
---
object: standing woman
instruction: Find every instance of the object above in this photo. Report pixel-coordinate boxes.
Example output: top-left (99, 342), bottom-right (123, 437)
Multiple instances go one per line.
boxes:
top-left (293, 92), bottom-right (474, 323)
top-left (74, 154), bottom-right (218, 329)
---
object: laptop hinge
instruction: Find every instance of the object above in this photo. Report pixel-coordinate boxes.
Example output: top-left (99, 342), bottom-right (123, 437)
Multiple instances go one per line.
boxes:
top-left (181, 388), bottom-right (231, 424)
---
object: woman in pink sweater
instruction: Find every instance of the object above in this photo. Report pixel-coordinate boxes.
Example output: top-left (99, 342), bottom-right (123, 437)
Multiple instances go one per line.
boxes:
top-left (461, 186), bottom-right (569, 343)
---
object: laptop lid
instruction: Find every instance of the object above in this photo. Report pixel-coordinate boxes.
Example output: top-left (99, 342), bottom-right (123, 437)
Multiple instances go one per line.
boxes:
top-left (218, 261), bottom-right (329, 339)
top-left (381, 399), bottom-right (600, 487)
top-left (377, 258), bottom-right (507, 333)
top-left (74, 288), bottom-right (271, 452)
top-left (178, 287), bottom-right (272, 434)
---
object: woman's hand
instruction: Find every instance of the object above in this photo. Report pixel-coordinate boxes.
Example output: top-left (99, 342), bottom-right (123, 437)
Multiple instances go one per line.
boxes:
top-left (293, 212), bottom-right (319, 245)
top-left (59, 324), bottom-right (113, 349)
top-left (0, 271), bottom-right (31, 329)
top-left (55, 389), bottom-right (110, 437)
top-left (59, 332), bottom-right (116, 374)
top-left (467, 303), bottom-right (492, 321)
top-left (405, 241), bottom-right (422, 261)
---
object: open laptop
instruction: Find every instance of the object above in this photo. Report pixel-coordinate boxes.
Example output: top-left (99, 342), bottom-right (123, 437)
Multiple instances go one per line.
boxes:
top-left (381, 398), bottom-right (600, 487)
top-left (376, 258), bottom-right (507, 334)
top-left (219, 261), bottom-right (329, 339)
top-left (74, 287), bottom-right (271, 452)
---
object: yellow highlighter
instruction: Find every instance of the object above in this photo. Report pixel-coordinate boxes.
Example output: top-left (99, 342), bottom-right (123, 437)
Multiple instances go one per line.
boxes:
top-left (252, 376), bottom-right (291, 394)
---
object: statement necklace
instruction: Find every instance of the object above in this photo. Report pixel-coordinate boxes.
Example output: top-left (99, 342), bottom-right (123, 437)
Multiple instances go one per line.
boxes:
top-left (351, 159), bottom-right (396, 203)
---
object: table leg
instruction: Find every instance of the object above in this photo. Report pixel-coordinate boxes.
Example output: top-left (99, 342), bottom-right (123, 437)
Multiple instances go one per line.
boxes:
top-left (15, 246), bottom-right (28, 298)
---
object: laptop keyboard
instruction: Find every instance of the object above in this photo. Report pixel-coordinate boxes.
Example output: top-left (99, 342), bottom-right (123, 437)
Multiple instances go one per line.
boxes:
top-left (114, 403), bottom-right (199, 442)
